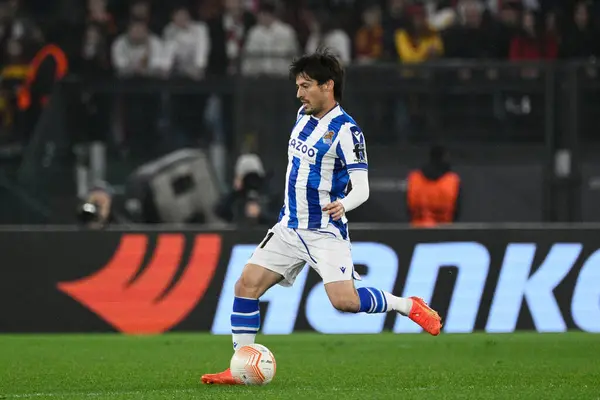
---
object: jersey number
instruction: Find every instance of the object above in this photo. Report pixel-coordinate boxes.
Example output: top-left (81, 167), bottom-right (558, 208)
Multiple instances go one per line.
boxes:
top-left (260, 232), bottom-right (275, 249)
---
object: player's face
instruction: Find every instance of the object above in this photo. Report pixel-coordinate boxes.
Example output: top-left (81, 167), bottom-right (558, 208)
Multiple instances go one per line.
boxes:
top-left (296, 74), bottom-right (329, 116)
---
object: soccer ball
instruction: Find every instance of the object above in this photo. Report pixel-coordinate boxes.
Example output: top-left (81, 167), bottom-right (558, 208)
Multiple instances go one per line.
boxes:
top-left (230, 343), bottom-right (276, 385)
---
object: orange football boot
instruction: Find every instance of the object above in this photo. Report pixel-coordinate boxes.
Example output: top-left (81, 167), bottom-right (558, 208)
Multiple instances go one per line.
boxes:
top-left (201, 368), bottom-right (242, 385)
top-left (408, 296), bottom-right (442, 336)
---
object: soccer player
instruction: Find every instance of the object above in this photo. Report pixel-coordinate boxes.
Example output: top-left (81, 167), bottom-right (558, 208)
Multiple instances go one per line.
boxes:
top-left (201, 51), bottom-right (442, 385)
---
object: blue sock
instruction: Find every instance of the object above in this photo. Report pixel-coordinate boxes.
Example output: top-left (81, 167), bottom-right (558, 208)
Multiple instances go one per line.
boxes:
top-left (357, 287), bottom-right (392, 313)
top-left (231, 297), bottom-right (260, 351)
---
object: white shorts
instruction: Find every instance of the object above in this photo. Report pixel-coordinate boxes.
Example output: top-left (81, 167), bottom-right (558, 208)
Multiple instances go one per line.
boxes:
top-left (247, 222), bottom-right (361, 286)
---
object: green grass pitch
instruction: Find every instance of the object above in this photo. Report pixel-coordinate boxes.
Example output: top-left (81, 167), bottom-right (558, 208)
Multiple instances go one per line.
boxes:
top-left (0, 333), bottom-right (598, 399)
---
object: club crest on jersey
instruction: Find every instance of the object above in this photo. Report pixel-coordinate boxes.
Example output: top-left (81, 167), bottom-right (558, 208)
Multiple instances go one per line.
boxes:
top-left (289, 138), bottom-right (316, 161)
top-left (322, 131), bottom-right (334, 144)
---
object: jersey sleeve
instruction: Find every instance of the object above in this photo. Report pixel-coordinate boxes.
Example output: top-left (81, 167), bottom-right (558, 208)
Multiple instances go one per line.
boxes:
top-left (336, 125), bottom-right (368, 171)
top-left (339, 169), bottom-right (369, 212)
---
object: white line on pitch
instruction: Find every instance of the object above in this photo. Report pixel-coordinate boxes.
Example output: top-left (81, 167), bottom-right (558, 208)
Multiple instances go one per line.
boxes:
top-left (1, 388), bottom-right (199, 398)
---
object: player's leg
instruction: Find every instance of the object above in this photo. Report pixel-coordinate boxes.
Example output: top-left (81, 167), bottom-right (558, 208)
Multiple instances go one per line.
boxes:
top-left (298, 228), bottom-right (442, 335)
top-left (323, 279), bottom-right (408, 314)
top-left (201, 263), bottom-right (281, 385)
top-left (202, 225), bottom-right (305, 385)
top-left (324, 280), bottom-right (442, 335)
top-left (230, 263), bottom-right (283, 351)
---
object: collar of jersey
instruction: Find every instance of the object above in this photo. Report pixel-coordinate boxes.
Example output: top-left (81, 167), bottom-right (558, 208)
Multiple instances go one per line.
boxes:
top-left (310, 102), bottom-right (340, 121)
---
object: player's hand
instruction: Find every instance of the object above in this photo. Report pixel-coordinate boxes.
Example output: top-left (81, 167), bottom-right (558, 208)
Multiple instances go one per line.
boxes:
top-left (323, 201), bottom-right (345, 221)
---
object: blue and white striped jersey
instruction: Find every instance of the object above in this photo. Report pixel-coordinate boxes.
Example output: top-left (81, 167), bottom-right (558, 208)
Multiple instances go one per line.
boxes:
top-left (278, 104), bottom-right (368, 239)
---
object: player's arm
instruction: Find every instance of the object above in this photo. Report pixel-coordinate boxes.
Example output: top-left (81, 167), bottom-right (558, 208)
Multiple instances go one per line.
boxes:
top-left (340, 169), bottom-right (369, 212)
top-left (323, 169), bottom-right (370, 220)
top-left (323, 125), bottom-right (369, 221)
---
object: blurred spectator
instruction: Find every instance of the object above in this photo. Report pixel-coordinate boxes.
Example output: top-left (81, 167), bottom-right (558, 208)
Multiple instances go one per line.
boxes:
top-left (509, 10), bottom-right (558, 61)
top-left (391, 4), bottom-right (441, 141)
top-left (111, 20), bottom-right (165, 155)
top-left (522, 0), bottom-right (540, 11)
top-left (354, 4), bottom-right (384, 64)
top-left (198, 0), bottom-right (223, 21)
top-left (1, 38), bottom-right (28, 96)
top-left (216, 143), bottom-right (274, 226)
top-left (163, 5), bottom-right (210, 80)
top-left (130, 0), bottom-right (151, 21)
top-left (443, 0), bottom-right (498, 59)
top-left (281, 0), bottom-right (311, 51)
top-left (487, 0), bottom-right (538, 14)
top-left (0, 0), bottom-right (43, 47)
top-left (242, 2), bottom-right (298, 76)
top-left (111, 19), bottom-right (166, 78)
top-left (78, 23), bottom-right (111, 77)
top-left (216, 183), bottom-right (273, 226)
top-left (406, 144), bottom-right (461, 228)
top-left (207, 0), bottom-right (255, 76)
top-left (0, 0), bottom-right (18, 19)
top-left (162, 7), bottom-right (212, 154)
top-left (73, 23), bottom-right (112, 145)
top-left (544, 8), bottom-right (560, 43)
top-left (425, 1), bottom-right (457, 31)
top-left (0, 1), bottom-right (14, 65)
top-left (244, 0), bottom-right (260, 14)
top-left (233, 149), bottom-right (265, 192)
top-left (382, 0), bottom-right (407, 59)
top-left (206, 0), bottom-right (256, 174)
top-left (77, 182), bottom-right (114, 229)
top-left (305, 10), bottom-right (351, 64)
top-left (0, 38), bottom-right (28, 146)
top-left (560, 1), bottom-right (600, 60)
top-left (123, 0), bottom-right (161, 34)
top-left (493, 1), bottom-right (522, 58)
top-left (87, 0), bottom-right (117, 37)
top-left (394, 4), bottom-right (443, 64)
top-left (239, 190), bottom-right (272, 226)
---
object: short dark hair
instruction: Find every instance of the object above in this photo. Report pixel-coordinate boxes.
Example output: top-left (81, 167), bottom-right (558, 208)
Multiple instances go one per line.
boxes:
top-left (258, 2), bottom-right (276, 15)
top-left (289, 50), bottom-right (345, 101)
top-left (429, 144), bottom-right (447, 163)
top-left (131, 0), bottom-right (150, 8)
top-left (172, 4), bottom-right (190, 14)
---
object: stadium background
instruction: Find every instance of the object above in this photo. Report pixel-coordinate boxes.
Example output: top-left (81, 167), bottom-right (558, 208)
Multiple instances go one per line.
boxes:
top-left (0, 0), bottom-right (599, 398)
top-left (2, 0), bottom-right (600, 227)
top-left (0, 0), bottom-right (600, 332)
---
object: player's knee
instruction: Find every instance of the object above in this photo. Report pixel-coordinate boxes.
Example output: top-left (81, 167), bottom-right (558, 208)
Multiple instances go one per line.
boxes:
top-left (330, 296), bottom-right (360, 313)
top-left (234, 273), bottom-right (262, 298)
